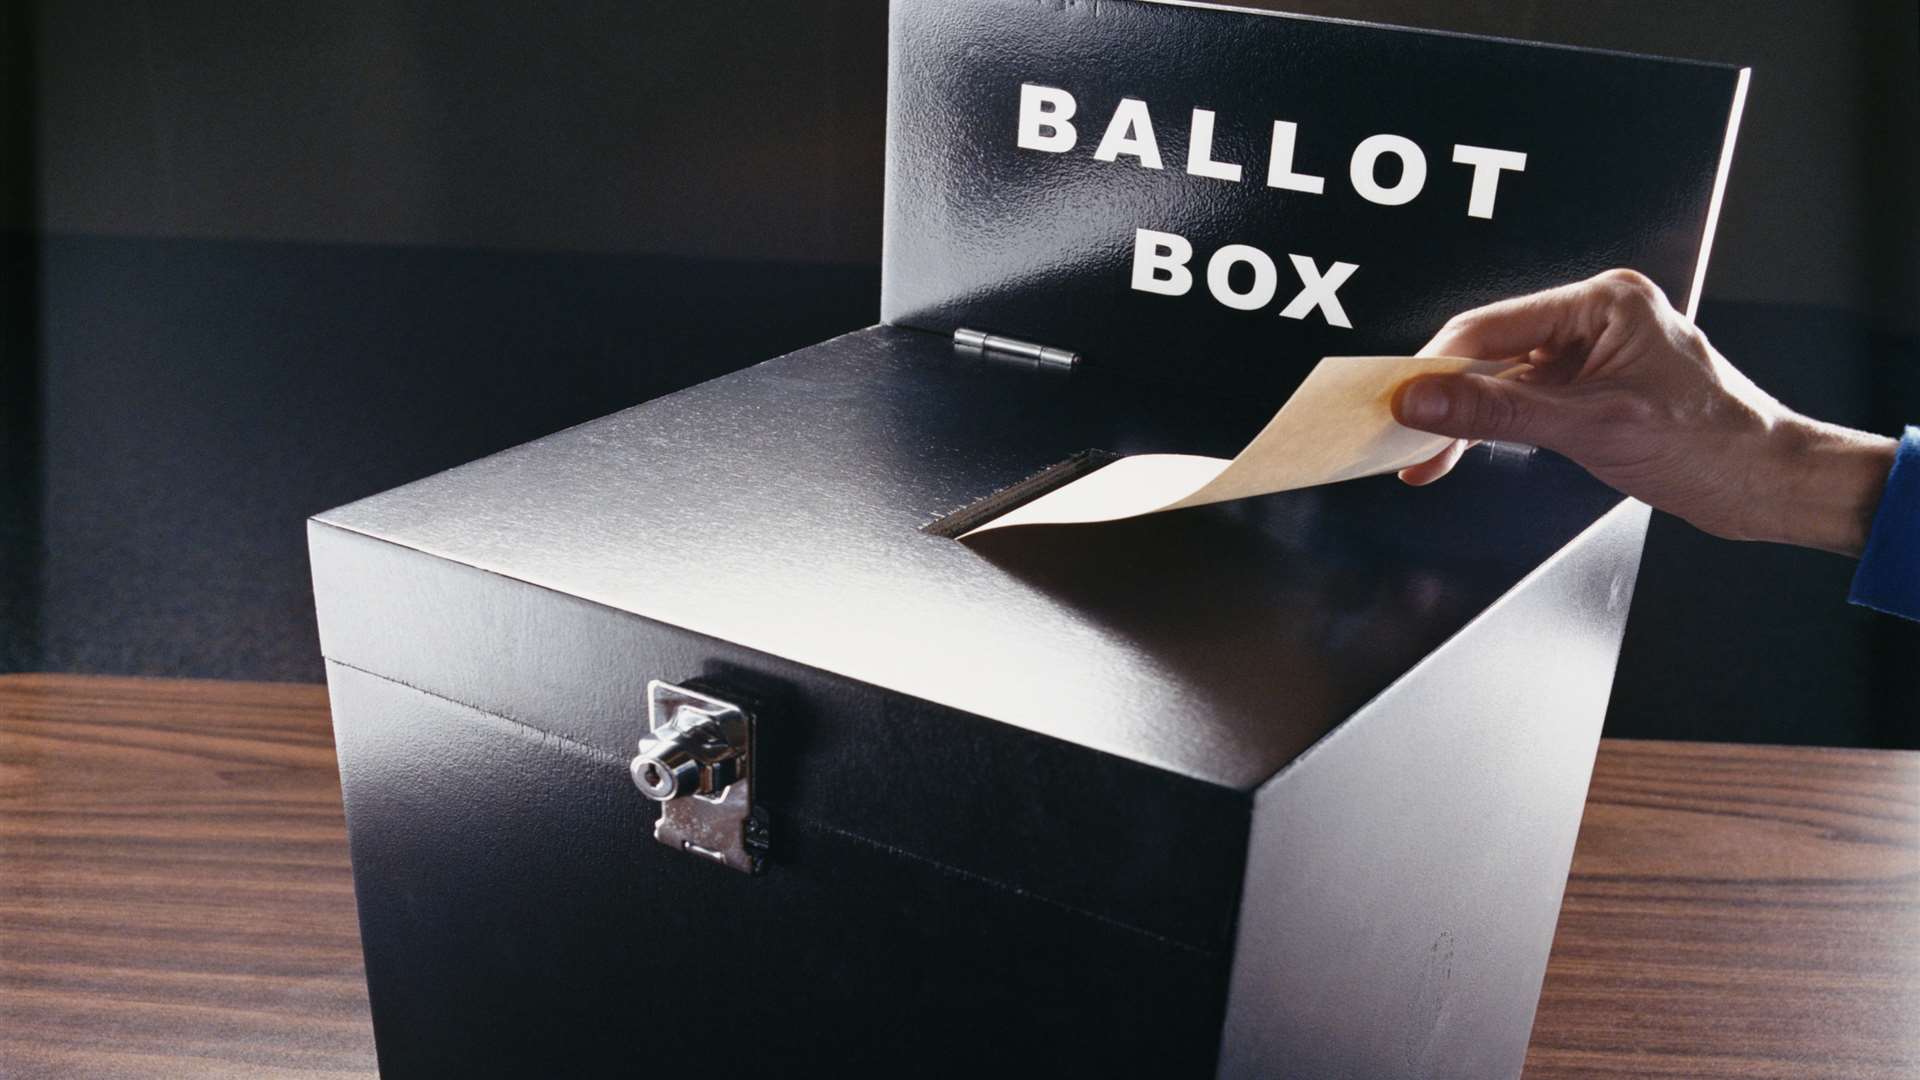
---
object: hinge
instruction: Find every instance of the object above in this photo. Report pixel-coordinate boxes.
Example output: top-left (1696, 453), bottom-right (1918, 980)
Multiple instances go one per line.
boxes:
top-left (953, 327), bottom-right (1079, 371)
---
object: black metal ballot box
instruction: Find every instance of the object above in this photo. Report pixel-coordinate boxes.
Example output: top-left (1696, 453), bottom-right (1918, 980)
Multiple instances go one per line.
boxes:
top-left (310, 2), bottom-right (1746, 1076)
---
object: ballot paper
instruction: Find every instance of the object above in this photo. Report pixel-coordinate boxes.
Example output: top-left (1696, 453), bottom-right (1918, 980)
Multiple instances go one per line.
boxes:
top-left (960, 355), bottom-right (1514, 538)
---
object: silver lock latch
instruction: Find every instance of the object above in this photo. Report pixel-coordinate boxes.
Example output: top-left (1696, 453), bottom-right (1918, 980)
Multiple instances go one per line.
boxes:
top-left (630, 680), bottom-right (765, 874)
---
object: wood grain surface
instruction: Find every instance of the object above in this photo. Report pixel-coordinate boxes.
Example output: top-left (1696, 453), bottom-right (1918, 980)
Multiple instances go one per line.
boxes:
top-left (2, 674), bottom-right (1916, 1078)
top-left (1524, 739), bottom-right (1920, 1079)
top-left (0, 675), bottom-right (373, 1079)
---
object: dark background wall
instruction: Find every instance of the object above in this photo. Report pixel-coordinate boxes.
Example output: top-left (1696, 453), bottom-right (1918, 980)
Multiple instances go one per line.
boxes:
top-left (3, 1), bottom-right (1917, 746)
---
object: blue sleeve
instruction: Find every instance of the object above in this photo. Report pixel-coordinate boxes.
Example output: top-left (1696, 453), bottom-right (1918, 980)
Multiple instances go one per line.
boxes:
top-left (1848, 426), bottom-right (1920, 620)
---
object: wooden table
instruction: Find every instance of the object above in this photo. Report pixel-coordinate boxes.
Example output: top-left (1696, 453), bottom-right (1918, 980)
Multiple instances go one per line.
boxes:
top-left (3, 675), bottom-right (1916, 1078)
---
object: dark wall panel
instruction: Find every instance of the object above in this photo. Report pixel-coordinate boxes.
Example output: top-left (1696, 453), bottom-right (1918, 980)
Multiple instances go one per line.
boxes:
top-left (29, 235), bottom-right (877, 679)
top-left (26, 0), bottom-right (888, 263)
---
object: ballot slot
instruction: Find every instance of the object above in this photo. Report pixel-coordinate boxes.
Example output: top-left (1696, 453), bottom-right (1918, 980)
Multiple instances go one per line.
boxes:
top-left (922, 449), bottom-right (1121, 539)
top-left (935, 355), bottom-right (1516, 540)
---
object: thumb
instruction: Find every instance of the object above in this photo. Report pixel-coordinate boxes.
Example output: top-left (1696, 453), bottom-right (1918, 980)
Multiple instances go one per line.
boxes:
top-left (1392, 373), bottom-right (1557, 445)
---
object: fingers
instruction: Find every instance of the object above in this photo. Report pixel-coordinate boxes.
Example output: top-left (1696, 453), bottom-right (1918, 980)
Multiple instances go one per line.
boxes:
top-left (1397, 439), bottom-right (1469, 486)
top-left (1395, 270), bottom-right (1676, 485)
top-left (1395, 270), bottom-right (1672, 486)
top-left (1420, 283), bottom-right (1588, 360)
top-left (1392, 371), bottom-right (1559, 445)
top-left (1418, 269), bottom-right (1666, 362)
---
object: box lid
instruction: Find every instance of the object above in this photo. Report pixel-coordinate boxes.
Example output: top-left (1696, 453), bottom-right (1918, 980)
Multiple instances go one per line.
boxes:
top-left (312, 325), bottom-right (1635, 792)
top-left (881, 0), bottom-right (1746, 402)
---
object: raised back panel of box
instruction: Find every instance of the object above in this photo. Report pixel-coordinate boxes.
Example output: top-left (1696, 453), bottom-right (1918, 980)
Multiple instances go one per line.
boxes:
top-left (881, 0), bottom-right (1746, 404)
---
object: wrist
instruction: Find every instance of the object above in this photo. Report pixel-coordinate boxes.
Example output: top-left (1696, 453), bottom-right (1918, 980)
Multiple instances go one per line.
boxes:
top-left (1754, 416), bottom-right (1897, 556)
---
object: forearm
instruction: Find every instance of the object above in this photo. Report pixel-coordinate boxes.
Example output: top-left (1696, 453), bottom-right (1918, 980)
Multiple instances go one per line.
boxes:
top-left (1753, 416), bottom-right (1898, 557)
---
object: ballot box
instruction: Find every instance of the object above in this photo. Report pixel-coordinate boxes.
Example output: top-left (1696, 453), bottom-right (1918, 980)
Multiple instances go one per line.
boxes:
top-left (309, 2), bottom-right (1746, 1076)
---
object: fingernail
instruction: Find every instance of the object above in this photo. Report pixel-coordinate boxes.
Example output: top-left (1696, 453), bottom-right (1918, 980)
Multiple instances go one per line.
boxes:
top-left (1399, 380), bottom-right (1450, 427)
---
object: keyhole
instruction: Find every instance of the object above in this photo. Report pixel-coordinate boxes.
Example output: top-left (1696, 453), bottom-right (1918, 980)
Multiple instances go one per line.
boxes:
top-left (643, 763), bottom-right (663, 788)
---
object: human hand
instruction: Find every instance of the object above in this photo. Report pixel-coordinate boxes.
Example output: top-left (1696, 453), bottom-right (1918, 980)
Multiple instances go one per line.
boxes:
top-left (1391, 269), bottom-right (1896, 556)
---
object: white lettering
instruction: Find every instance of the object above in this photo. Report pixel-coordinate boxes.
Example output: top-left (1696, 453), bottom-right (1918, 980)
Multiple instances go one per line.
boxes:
top-left (1133, 230), bottom-right (1358, 327)
top-left (1451, 144), bottom-right (1527, 219)
top-left (1014, 86), bottom-right (1534, 222)
top-left (1205, 244), bottom-right (1278, 311)
top-left (1264, 120), bottom-right (1326, 195)
top-left (1131, 228), bottom-right (1194, 296)
top-left (1185, 109), bottom-right (1242, 183)
top-left (1094, 98), bottom-right (1164, 169)
top-left (1279, 254), bottom-right (1358, 329)
top-left (1016, 85), bottom-right (1079, 153)
top-left (1348, 133), bottom-right (1427, 207)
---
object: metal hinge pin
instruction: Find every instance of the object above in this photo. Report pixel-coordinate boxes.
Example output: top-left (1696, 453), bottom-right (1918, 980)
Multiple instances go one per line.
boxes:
top-left (953, 327), bottom-right (1079, 370)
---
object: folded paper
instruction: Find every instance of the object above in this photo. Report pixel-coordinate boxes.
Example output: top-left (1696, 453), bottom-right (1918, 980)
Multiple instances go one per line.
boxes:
top-left (960, 355), bottom-right (1513, 538)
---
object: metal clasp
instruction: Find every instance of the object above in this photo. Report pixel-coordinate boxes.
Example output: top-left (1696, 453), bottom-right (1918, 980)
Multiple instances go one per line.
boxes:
top-left (630, 680), bottom-right (765, 874)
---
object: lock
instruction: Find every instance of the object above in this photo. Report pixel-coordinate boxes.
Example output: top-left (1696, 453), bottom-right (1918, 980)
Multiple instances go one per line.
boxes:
top-left (631, 680), bottom-right (765, 874)
top-left (630, 690), bottom-right (744, 801)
